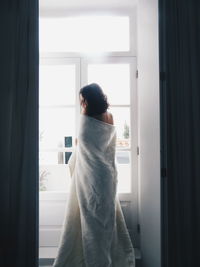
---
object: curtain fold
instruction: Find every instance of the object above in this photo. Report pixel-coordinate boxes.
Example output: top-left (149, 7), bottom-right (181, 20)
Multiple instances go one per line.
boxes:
top-left (159, 0), bottom-right (200, 266)
top-left (0, 1), bottom-right (39, 266)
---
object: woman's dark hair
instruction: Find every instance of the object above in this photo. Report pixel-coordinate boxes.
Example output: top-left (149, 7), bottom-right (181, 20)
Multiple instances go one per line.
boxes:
top-left (79, 83), bottom-right (110, 116)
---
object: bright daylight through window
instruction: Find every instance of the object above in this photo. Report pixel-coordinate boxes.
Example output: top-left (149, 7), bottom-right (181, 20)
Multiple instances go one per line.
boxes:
top-left (39, 15), bottom-right (136, 194)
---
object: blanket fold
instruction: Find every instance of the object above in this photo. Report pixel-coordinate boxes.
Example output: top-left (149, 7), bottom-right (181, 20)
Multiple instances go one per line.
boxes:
top-left (53, 114), bottom-right (135, 267)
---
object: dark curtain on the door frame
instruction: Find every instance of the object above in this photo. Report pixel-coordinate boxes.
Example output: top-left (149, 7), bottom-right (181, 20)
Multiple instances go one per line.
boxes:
top-left (0, 1), bottom-right (39, 267)
top-left (159, 1), bottom-right (200, 266)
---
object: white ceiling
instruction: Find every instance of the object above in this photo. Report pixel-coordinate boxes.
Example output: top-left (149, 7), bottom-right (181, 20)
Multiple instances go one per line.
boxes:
top-left (40, 0), bottom-right (137, 9)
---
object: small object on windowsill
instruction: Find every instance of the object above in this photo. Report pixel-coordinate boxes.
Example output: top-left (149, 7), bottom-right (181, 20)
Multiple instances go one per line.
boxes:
top-left (65, 136), bottom-right (72, 147)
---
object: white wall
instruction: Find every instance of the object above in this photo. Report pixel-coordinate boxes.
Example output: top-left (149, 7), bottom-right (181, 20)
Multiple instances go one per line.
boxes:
top-left (137, 0), bottom-right (161, 266)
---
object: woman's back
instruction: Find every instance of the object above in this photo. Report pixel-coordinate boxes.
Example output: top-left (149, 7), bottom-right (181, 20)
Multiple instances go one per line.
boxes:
top-left (92, 111), bottom-right (114, 125)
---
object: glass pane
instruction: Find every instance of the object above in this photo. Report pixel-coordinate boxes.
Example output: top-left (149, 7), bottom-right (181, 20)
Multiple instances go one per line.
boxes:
top-left (87, 64), bottom-right (130, 105)
top-left (39, 65), bottom-right (76, 106)
top-left (116, 151), bottom-right (131, 193)
top-left (40, 16), bottom-right (129, 52)
top-left (109, 107), bottom-right (131, 148)
top-left (39, 151), bottom-right (73, 165)
top-left (39, 151), bottom-right (59, 165)
top-left (39, 107), bottom-right (75, 149)
top-left (39, 165), bottom-right (71, 192)
top-left (116, 151), bottom-right (130, 164)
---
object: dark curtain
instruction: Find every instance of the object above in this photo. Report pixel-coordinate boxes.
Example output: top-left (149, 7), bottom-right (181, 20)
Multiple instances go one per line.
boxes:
top-left (159, 0), bottom-right (200, 267)
top-left (0, 1), bottom-right (39, 267)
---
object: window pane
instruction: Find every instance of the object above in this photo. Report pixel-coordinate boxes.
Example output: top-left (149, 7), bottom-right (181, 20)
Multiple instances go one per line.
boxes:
top-left (39, 151), bottom-right (73, 165)
top-left (39, 165), bottom-right (71, 192)
top-left (109, 107), bottom-right (131, 148)
top-left (40, 16), bottom-right (130, 52)
top-left (39, 151), bottom-right (59, 165)
top-left (39, 107), bottom-right (75, 149)
top-left (39, 65), bottom-right (76, 106)
top-left (116, 151), bottom-right (131, 193)
top-left (87, 63), bottom-right (130, 105)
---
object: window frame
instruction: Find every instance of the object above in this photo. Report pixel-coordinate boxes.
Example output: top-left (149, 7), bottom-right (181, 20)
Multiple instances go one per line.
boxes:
top-left (81, 56), bottom-right (138, 202)
top-left (39, 9), bottom-right (138, 203)
top-left (39, 57), bottom-right (81, 140)
top-left (39, 8), bottom-right (136, 58)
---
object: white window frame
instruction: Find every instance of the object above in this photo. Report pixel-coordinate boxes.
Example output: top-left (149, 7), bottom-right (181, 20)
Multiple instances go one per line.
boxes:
top-left (39, 8), bottom-right (138, 197)
top-left (39, 57), bottom-right (81, 139)
top-left (81, 56), bottom-right (138, 203)
top-left (39, 56), bottom-right (138, 198)
top-left (39, 8), bottom-right (136, 58)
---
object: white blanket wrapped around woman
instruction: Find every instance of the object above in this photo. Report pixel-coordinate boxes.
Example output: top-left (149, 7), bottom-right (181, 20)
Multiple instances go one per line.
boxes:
top-left (53, 114), bottom-right (135, 267)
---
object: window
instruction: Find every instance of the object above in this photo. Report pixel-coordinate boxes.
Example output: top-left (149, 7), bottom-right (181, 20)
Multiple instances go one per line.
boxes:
top-left (39, 10), bottom-right (139, 252)
top-left (39, 58), bottom-right (80, 192)
top-left (39, 14), bottom-right (137, 195)
top-left (81, 57), bottom-right (137, 193)
top-left (40, 16), bottom-right (130, 52)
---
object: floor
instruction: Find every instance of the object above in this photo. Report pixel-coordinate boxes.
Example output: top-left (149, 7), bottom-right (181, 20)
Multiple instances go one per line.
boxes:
top-left (39, 247), bottom-right (142, 267)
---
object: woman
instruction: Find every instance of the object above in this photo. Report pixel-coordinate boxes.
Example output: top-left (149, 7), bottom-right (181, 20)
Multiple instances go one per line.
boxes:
top-left (53, 83), bottom-right (135, 267)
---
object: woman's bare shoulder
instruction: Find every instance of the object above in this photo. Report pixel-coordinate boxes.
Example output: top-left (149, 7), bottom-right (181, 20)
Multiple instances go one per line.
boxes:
top-left (106, 111), bottom-right (114, 125)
